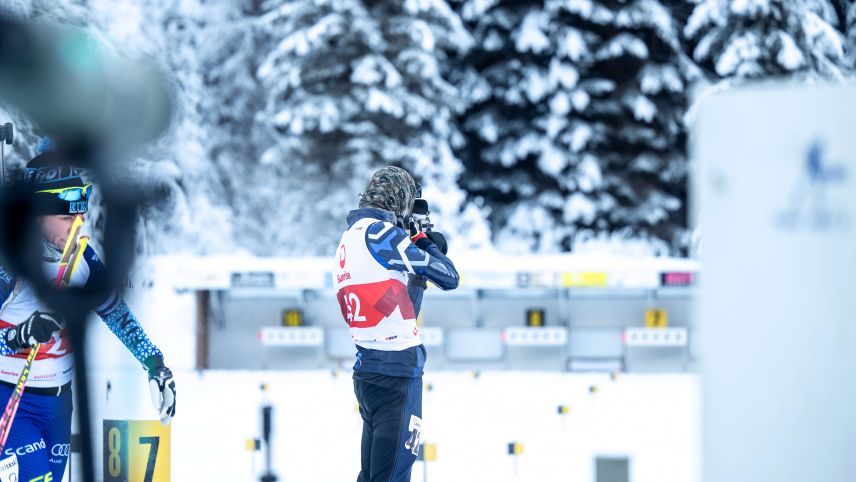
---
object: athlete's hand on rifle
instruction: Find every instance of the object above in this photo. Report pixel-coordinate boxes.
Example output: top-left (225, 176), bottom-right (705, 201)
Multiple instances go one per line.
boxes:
top-left (5, 311), bottom-right (63, 351)
top-left (426, 231), bottom-right (448, 255)
top-left (411, 231), bottom-right (449, 255)
top-left (145, 355), bottom-right (176, 426)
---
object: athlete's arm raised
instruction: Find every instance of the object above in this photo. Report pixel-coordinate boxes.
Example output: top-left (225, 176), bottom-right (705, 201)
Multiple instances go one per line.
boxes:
top-left (364, 221), bottom-right (459, 291)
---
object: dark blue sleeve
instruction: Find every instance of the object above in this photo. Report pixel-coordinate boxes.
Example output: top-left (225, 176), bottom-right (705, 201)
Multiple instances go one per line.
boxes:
top-left (0, 266), bottom-right (15, 310)
top-left (0, 266), bottom-right (17, 355)
top-left (82, 245), bottom-right (109, 293)
top-left (83, 246), bottom-right (163, 367)
top-left (365, 221), bottom-right (459, 291)
top-left (407, 274), bottom-right (427, 316)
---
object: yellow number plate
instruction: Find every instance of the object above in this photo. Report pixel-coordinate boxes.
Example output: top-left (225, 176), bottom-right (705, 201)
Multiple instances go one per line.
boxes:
top-left (103, 420), bottom-right (170, 482)
top-left (645, 308), bottom-right (668, 328)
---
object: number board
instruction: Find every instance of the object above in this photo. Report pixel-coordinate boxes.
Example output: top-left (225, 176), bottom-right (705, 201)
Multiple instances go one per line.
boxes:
top-left (282, 309), bottom-right (303, 327)
top-left (645, 308), bottom-right (668, 328)
top-left (526, 309), bottom-right (545, 327)
top-left (104, 420), bottom-right (170, 482)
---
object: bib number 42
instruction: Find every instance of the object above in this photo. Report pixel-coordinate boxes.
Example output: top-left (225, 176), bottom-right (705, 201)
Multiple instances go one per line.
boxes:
top-left (337, 289), bottom-right (384, 328)
top-left (345, 293), bottom-right (366, 325)
top-left (336, 283), bottom-right (401, 328)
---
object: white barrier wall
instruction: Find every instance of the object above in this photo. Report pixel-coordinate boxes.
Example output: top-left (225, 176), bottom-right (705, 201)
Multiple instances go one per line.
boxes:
top-left (696, 84), bottom-right (856, 482)
top-left (80, 369), bottom-right (700, 482)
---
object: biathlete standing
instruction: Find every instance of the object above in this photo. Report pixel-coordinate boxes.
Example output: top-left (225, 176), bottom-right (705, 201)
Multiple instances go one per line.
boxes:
top-left (0, 150), bottom-right (176, 481)
top-left (333, 166), bottom-right (459, 482)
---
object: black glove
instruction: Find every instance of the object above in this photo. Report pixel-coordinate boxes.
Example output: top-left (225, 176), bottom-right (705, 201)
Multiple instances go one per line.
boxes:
top-left (145, 355), bottom-right (176, 425)
top-left (408, 273), bottom-right (428, 289)
top-left (6, 311), bottom-right (63, 351)
top-left (426, 231), bottom-right (448, 255)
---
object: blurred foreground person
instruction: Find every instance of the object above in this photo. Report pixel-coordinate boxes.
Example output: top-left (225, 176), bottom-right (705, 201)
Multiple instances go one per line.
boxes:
top-left (333, 166), bottom-right (459, 482)
top-left (0, 151), bottom-right (175, 481)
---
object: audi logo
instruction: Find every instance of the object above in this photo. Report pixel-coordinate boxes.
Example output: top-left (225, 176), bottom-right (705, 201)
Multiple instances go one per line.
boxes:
top-left (51, 444), bottom-right (70, 457)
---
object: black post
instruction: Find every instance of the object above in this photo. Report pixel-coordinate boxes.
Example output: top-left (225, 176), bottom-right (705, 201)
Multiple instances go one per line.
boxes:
top-left (65, 305), bottom-right (95, 482)
top-left (260, 404), bottom-right (277, 482)
top-left (0, 122), bottom-right (12, 186)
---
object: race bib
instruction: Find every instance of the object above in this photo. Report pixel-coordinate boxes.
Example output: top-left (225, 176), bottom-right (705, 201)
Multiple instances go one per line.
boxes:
top-left (0, 454), bottom-right (19, 482)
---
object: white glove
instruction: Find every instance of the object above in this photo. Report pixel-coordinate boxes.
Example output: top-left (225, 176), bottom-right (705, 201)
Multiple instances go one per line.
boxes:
top-left (145, 356), bottom-right (176, 425)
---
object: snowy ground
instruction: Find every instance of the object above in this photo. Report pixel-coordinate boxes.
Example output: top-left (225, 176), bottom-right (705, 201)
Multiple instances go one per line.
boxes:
top-left (77, 369), bottom-right (700, 482)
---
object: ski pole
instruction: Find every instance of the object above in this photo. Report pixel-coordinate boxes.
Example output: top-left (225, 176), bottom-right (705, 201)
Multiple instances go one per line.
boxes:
top-left (0, 343), bottom-right (38, 449)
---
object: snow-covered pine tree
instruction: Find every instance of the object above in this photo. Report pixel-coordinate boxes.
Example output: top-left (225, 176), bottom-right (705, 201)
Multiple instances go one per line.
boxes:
top-left (684, 0), bottom-right (848, 81)
top-left (449, 0), bottom-right (572, 253)
top-left (190, 2), bottom-right (273, 254)
top-left (843, 0), bottom-right (856, 68)
top-left (453, 0), bottom-right (698, 254)
top-left (255, 0), bottom-right (481, 254)
top-left (95, 0), bottom-right (239, 254)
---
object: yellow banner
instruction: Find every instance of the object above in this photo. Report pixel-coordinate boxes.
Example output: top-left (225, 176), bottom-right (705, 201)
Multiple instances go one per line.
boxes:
top-left (561, 272), bottom-right (608, 287)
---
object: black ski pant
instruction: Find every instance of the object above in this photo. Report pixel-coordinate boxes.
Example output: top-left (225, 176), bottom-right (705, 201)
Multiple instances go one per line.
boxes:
top-left (354, 374), bottom-right (423, 482)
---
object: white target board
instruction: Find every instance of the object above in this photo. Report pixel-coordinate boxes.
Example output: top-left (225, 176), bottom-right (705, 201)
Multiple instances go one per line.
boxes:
top-left (622, 327), bottom-right (687, 347)
top-left (696, 84), bottom-right (856, 482)
top-left (258, 326), bottom-right (324, 347)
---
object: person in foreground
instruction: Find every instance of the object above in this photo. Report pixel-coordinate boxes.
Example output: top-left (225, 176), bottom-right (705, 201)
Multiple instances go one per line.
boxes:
top-left (0, 151), bottom-right (176, 481)
top-left (333, 166), bottom-right (459, 482)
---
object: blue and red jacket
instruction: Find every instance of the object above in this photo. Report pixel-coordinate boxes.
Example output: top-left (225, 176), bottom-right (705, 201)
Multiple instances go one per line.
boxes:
top-left (333, 208), bottom-right (458, 378)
